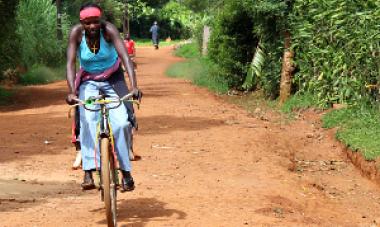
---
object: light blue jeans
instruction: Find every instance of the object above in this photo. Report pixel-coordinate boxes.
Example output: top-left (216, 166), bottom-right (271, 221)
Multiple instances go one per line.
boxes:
top-left (79, 80), bottom-right (132, 171)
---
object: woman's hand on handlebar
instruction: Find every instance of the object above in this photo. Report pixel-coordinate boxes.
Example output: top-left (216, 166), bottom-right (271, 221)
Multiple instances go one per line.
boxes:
top-left (131, 87), bottom-right (143, 102)
top-left (66, 93), bottom-right (79, 105)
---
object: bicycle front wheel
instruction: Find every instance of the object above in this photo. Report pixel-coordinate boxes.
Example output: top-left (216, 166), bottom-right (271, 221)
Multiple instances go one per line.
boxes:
top-left (101, 138), bottom-right (117, 227)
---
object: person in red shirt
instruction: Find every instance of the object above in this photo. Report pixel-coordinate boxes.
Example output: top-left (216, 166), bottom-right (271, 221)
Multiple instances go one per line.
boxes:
top-left (124, 33), bottom-right (137, 70)
top-left (123, 33), bottom-right (140, 161)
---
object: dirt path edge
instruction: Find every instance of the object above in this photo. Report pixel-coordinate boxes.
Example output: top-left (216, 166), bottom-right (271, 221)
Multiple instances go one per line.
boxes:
top-left (337, 140), bottom-right (380, 184)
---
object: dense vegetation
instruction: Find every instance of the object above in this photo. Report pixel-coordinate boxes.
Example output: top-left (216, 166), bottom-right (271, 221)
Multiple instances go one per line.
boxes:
top-left (0, 0), bottom-right (379, 158)
top-left (203, 0), bottom-right (379, 106)
top-left (0, 0), bottom-right (197, 82)
top-left (291, 0), bottom-right (380, 106)
top-left (172, 0), bottom-right (379, 159)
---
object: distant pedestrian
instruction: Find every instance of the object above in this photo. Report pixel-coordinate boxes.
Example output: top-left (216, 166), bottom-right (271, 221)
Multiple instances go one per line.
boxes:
top-left (149, 21), bottom-right (159, 49)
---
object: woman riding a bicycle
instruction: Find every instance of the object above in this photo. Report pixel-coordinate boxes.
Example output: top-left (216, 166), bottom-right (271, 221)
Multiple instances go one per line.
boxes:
top-left (65, 3), bottom-right (140, 192)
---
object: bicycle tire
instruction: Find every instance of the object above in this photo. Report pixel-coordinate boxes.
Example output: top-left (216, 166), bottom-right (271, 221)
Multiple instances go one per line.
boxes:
top-left (101, 138), bottom-right (117, 227)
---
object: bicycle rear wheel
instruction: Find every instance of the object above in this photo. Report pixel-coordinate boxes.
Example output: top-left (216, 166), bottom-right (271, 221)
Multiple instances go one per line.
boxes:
top-left (101, 138), bottom-right (117, 227)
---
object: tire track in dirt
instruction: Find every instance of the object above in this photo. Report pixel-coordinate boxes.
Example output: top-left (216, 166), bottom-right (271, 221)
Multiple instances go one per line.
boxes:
top-left (1, 46), bottom-right (380, 226)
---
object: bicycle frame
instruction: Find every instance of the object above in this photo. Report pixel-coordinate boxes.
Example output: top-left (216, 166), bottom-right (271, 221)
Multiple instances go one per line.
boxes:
top-left (69, 92), bottom-right (138, 227)
top-left (99, 99), bottom-right (111, 139)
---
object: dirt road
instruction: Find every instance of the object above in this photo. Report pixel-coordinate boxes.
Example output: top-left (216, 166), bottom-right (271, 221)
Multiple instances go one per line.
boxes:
top-left (1, 46), bottom-right (380, 226)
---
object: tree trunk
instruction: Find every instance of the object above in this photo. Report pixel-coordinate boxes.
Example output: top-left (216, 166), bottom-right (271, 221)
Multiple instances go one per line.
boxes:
top-left (56, 0), bottom-right (63, 40)
top-left (202, 26), bottom-right (211, 56)
top-left (123, 1), bottom-right (129, 36)
top-left (279, 30), bottom-right (294, 104)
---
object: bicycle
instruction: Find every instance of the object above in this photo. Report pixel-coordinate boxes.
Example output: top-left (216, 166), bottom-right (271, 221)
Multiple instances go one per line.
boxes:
top-left (69, 92), bottom-right (139, 227)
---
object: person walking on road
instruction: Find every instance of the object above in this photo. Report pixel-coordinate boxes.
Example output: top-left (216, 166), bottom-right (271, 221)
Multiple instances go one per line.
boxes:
top-left (149, 21), bottom-right (159, 49)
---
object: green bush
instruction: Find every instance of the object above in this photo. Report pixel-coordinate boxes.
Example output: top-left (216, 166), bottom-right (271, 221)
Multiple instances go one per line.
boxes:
top-left (207, 0), bottom-right (287, 97)
top-left (0, 87), bottom-right (12, 105)
top-left (290, 0), bottom-right (380, 105)
top-left (208, 1), bottom-right (258, 89)
top-left (174, 43), bottom-right (199, 58)
top-left (16, 0), bottom-right (67, 68)
top-left (0, 1), bottom-right (20, 74)
top-left (281, 92), bottom-right (319, 114)
top-left (19, 65), bottom-right (65, 85)
top-left (192, 18), bottom-right (205, 53)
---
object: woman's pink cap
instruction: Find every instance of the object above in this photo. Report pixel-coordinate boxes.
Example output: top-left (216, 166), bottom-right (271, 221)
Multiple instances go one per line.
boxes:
top-left (80, 7), bottom-right (101, 21)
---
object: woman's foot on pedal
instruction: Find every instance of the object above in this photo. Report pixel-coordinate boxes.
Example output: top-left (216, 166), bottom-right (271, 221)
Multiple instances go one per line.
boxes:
top-left (129, 147), bottom-right (141, 161)
top-left (72, 150), bottom-right (82, 170)
top-left (120, 171), bottom-right (135, 192)
top-left (81, 170), bottom-right (95, 190)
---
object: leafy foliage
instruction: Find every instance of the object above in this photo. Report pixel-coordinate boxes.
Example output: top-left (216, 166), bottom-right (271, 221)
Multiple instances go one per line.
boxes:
top-left (159, 1), bottom-right (195, 36)
top-left (290, 0), bottom-right (380, 105)
top-left (16, 0), bottom-right (67, 68)
top-left (208, 0), bottom-right (259, 88)
top-left (0, 0), bottom-right (20, 76)
top-left (63, 0), bottom-right (126, 27)
top-left (242, 41), bottom-right (265, 91)
top-left (281, 92), bottom-right (318, 114)
top-left (19, 65), bottom-right (65, 85)
top-left (130, 0), bottom-right (197, 39)
top-left (207, 0), bottom-right (287, 97)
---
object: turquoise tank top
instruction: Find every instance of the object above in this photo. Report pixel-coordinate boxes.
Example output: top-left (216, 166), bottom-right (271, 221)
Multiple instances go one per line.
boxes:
top-left (77, 31), bottom-right (118, 74)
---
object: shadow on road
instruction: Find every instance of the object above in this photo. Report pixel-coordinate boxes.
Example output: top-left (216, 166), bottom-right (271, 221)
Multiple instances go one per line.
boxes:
top-left (139, 115), bottom-right (225, 135)
top-left (0, 83), bottom-right (67, 113)
top-left (95, 197), bottom-right (187, 227)
top-left (0, 179), bottom-right (83, 212)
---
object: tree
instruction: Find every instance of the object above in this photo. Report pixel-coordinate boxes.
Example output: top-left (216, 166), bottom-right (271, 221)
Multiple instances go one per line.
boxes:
top-left (141, 0), bottom-right (169, 8)
top-left (0, 0), bottom-right (20, 74)
top-left (56, 0), bottom-right (63, 40)
top-left (16, 0), bottom-right (64, 68)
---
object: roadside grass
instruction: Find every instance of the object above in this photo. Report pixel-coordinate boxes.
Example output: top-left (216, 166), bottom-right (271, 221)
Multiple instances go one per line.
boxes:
top-left (0, 87), bottom-right (12, 105)
top-left (322, 105), bottom-right (380, 160)
top-left (167, 44), bottom-right (380, 161)
top-left (281, 93), bottom-right (380, 160)
top-left (173, 42), bottom-right (200, 58)
top-left (166, 43), bottom-right (229, 94)
top-left (19, 65), bottom-right (65, 85)
top-left (224, 91), bottom-right (279, 116)
top-left (0, 65), bottom-right (65, 105)
top-left (135, 38), bottom-right (182, 47)
top-left (281, 93), bottom-right (319, 114)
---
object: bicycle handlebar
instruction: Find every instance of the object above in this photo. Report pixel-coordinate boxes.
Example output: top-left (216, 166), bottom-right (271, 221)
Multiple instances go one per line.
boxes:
top-left (68, 92), bottom-right (139, 118)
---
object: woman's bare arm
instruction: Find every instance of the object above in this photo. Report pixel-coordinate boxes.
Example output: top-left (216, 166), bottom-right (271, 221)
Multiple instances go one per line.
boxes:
top-left (105, 22), bottom-right (138, 91)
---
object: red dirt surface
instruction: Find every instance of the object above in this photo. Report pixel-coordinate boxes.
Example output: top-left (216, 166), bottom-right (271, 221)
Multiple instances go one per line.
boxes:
top-left (1, 47), bottom-right (380, 226)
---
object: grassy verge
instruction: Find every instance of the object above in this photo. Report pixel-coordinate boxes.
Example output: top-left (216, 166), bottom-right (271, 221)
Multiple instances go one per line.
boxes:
top-left (322, 105), bottom-right (380, 160)
top-left (0, 64), bottom-right (65, 105)
top-left (19, 65), bottom-right (66, 85)
top-left (224, 91), bottom-right (279, 116)
top-left (135, 38), bottom-right (183, 47)
top-left (281, 93), bottom-right (319, 114)
top-left (166, 43), bottom-right (229, 94)
top-left (167, 44), bottom-right (380, 161)
top-left (281, 93), bottom-right (380, 160)
top-left (0, 87), bottom-right (12, 105)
